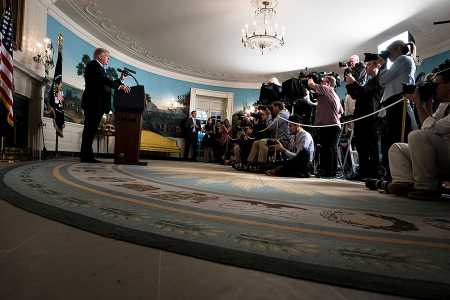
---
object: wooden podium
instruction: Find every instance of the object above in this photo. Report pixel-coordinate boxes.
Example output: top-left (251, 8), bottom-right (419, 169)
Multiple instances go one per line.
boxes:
top-left (113, 85), bottom-right (147, 165)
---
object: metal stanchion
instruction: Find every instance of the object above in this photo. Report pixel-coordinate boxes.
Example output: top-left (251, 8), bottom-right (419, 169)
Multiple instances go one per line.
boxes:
top-left (400, 97), bottom-right (408, 143)
top-left (55, 132), bottom-right (59, 158)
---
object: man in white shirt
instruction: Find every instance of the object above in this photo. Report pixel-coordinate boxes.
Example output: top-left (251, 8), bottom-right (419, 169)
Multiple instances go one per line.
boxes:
top-left (266, 115), bottom-right (314, 177)
top-left (387, 61), bottom-right (450, 200)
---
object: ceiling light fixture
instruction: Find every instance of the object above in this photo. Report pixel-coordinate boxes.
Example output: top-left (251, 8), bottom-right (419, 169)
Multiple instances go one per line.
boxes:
top-left (241, 0), bottom-right (285, 55)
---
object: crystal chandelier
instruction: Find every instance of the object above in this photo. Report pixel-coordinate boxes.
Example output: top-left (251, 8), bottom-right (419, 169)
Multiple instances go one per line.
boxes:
top-left (241, 0), bottom-right (285, 54)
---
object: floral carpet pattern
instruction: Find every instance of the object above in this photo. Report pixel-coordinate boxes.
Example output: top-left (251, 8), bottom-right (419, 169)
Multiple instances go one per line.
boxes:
top-left (1, 160), bottom-right (450, 299)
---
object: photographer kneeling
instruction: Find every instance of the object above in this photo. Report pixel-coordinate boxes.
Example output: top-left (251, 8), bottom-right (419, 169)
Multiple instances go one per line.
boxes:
top-left (246, 101), bottom-right (290, 169)
top-left (265, 115), bottom-right (315, 177)
top-left (387, 61), bottom-right (450, 200)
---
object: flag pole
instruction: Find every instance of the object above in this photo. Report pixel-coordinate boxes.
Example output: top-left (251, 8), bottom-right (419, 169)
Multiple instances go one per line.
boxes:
top-left (40, 120), bottom-right (47, 160)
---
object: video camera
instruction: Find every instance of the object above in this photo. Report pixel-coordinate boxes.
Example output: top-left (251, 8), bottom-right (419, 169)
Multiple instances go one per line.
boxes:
top-left (280, 69), bottom-right (341, 109)
top-left (299, 70), bottom-right (342, 88)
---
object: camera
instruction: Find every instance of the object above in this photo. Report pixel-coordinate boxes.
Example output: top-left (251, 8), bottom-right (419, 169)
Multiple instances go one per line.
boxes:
top-left (300, 71), bottom-right (340, 86)
top-left (339, 61), bottom-right (365, 81)
top-left (402, 80), bottom-right (436, 102)
top-left (379, 50), bottom-right (390, 61)
top-left (266, 139), bottom-right (279, 146)
top-left (402, 72), bottom-right (436, 102)
top-left (250, 111), bottom-right (261, 119)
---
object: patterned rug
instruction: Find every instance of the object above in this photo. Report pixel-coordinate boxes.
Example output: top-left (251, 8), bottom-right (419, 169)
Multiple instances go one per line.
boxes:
top-left (1, 160), bottom-right (450, 299)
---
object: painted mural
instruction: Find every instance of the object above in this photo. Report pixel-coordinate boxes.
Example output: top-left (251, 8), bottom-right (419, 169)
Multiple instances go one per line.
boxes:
top-left (45, 16), bottom-right (260, 137)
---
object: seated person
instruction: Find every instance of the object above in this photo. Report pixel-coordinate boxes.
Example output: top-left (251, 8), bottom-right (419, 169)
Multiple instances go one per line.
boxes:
top-left (253, 106), bottom-right (271, 139)
top-left (268, 101), bottom-right (291, 146)
top-left (387, 60), bottom-right (450, 200)
top-left (265, 115), bottom-right (315, 177)
top-left (232, 126), bottom-right (254, 167)
top-left (247, 101), bottom-right (290, 166)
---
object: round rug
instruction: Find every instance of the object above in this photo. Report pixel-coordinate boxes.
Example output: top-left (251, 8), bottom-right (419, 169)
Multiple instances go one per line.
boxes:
top-left (1, 160), bottom-right (450, 299)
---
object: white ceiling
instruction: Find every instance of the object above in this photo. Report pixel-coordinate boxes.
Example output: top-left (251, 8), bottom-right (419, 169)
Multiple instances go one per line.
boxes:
top-left (54, 0), bottom-right (450, 84)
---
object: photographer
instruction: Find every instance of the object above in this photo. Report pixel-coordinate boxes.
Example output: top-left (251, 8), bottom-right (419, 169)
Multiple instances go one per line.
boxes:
top-left (265, 115), bottom-right (315, 177)
top-left (247, 101), bottom-right (290, 167)
top-left (252, 106), bottom-right (271, 139)
top-left (377, 40), bottom-right (418, 179)
top-left (387, 61), bottom-right (450, 200)
top-left (341, 55), bottom-right (366, 118)
top-left (346, 53), bottom-right (384, 179)
top-left (308, 76), bottom-right (344, 177)
top-left (231, 125), bottom-right (255, 167)
top-left (268, 101), bottom-right (290, 145)
top-left (342, 54), bottom-right (367, 85)
top-left (294, 90), bottom-right (317, 128)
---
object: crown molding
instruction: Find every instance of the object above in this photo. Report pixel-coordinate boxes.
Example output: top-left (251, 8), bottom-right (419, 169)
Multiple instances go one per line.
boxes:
top-left (47, 2), bottom-right (260, 89)
top-left (38, 0), bottom-right (58, 9)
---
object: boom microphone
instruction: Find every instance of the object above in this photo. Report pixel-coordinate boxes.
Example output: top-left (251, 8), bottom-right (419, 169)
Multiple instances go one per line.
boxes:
top-left (433, 20), bottom-right (450, 25)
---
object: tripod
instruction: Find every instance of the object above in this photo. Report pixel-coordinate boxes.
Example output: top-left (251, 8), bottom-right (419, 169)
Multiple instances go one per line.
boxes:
top-left (337, 125), bottom-right (359, 178)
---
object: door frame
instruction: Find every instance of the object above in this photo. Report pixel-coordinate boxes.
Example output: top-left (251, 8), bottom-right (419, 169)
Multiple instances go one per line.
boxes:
top-left (189, 88), bottom-right (233, 121)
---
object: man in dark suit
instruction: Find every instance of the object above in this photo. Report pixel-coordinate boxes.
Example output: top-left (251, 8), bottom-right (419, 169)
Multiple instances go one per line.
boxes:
top-left (184, 110), bottom-right (201, 161)
top-left (80, 48), bottom-right (130, 163)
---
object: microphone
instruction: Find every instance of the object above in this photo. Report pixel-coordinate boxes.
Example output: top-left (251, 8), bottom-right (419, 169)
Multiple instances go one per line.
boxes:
top-left (117, 67), bottom-right (136, 74)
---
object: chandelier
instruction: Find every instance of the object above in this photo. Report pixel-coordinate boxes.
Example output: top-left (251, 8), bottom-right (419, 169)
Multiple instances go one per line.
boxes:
top-left (241, 0), bottom-right (285, 54)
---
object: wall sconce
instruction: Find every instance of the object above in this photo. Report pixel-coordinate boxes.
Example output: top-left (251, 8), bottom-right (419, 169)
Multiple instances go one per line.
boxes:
top-left (32, 37), bottom-right (54, 78)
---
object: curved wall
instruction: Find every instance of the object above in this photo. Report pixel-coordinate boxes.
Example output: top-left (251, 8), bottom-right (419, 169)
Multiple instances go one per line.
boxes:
top-left (47, 16), bottom-right (260, 117)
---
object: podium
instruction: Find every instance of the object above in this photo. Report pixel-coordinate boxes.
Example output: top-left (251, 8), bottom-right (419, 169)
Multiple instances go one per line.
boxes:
top-left (113, 85), bottom-right (147, 165)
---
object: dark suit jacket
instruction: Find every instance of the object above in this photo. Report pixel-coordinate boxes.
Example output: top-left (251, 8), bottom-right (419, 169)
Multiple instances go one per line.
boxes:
top-left (346, 75), bottom-right (383, 118)
top-left (81, 60), bottom-right (122, 114)
top-left (185, 117), bottom-right (201, 139)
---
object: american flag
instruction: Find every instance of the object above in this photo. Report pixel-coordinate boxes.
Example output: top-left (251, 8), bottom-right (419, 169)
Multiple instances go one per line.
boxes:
top-left (0, 5), bottom-right (14, 127)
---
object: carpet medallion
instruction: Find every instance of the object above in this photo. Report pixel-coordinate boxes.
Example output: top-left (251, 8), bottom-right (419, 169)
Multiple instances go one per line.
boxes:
top-left (1, 160), bottom-right (450, 299)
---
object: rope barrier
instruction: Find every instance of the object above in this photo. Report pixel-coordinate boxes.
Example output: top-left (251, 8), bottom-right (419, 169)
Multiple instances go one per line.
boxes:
top-left (277, 98), bottom-right (405, 128)
top-left (256, 118), bottom-right (278, 133)
top-left (228, 97), bottom-right (405, 140)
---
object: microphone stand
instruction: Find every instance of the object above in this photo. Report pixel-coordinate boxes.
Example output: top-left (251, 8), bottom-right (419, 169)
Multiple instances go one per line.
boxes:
top-left (119, 71), bottom-right (139, 86)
